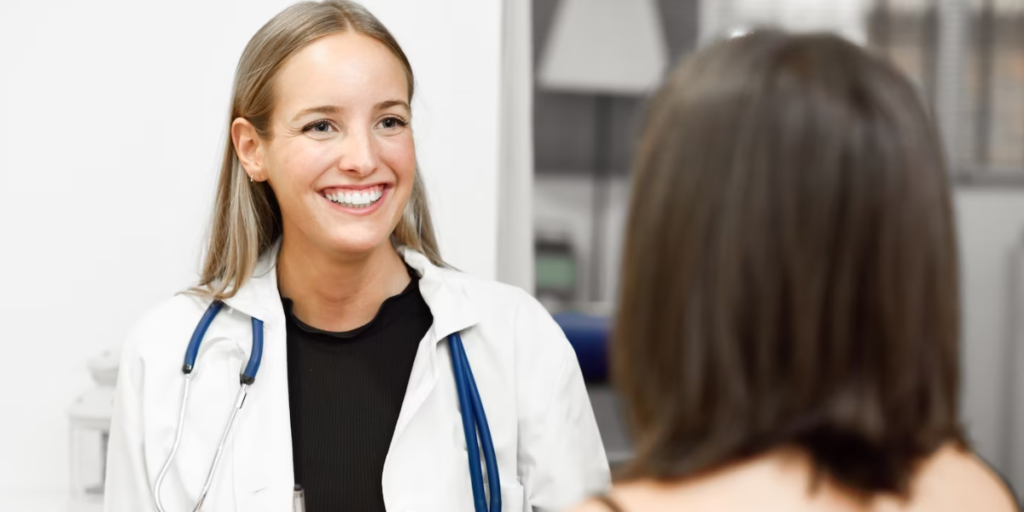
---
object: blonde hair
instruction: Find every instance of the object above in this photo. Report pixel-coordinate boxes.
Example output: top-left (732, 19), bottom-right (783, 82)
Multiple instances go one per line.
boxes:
top-left (196, 0), bottom-right (443, 300)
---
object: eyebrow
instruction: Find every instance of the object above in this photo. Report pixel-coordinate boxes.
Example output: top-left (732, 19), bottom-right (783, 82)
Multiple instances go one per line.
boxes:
top-left (376, 99), bottom-right (411, 112)
top-left (289, 100), bottom-right (411, 123)
top-left (291, 105), bottom-right (340, 122)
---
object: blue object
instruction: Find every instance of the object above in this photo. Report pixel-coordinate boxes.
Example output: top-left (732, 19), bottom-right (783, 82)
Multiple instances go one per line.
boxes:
top-left (182, 300), bottom-right (224, 375)
top-left (553, 312), bottom-right (611, 383)
top-left (183, 301), bottom-right (264, 385)
top-left (449, 332), bottom-right (501, 512)
top-left (157, 300), bottom-right (500, 512)
top-left (243, 317), bottom-right (264, 384)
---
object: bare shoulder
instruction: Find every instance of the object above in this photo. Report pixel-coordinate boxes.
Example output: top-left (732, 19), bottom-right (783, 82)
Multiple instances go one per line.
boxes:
top-left (899, 445), bottom-right (1019, 512)
top-left (563, 484), bottom-right (668, 512)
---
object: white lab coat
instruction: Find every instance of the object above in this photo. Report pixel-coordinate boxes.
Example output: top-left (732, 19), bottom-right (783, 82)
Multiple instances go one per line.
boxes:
top-left (105, 245), bottom-right (611, 512)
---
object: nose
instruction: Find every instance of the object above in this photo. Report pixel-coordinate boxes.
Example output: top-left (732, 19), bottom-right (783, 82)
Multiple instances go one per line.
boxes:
top-left (336, 126), bottom-right (380, 177)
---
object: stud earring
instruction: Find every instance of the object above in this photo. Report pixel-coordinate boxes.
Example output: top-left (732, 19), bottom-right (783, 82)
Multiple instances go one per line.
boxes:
top-left (249, 174), bottom-right (254, 183)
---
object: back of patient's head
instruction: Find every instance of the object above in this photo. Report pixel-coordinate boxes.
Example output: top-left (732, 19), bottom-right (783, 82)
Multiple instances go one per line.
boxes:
top-left (615, 30), bottom-right (962, 497)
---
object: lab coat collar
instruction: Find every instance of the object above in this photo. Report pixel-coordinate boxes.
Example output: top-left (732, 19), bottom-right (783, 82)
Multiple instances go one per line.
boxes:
top-left (398, 246), bottom-right (481, 342)
top-left (220, 240), bottom-right (283, 323)
top-left (220, 240), bottom-right (482, 340)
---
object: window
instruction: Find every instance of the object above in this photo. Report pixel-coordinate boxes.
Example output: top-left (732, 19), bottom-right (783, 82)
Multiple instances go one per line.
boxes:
top-left (868, 0), bottom-right (1024, 183)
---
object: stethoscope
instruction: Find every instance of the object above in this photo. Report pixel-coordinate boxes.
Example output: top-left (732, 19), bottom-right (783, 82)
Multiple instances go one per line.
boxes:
top-left (155, 300), bottom-right (501, 512)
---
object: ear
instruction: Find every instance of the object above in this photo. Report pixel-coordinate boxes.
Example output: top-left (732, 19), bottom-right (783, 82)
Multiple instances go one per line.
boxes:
top-left (231, 117), bottom-right (267, 182)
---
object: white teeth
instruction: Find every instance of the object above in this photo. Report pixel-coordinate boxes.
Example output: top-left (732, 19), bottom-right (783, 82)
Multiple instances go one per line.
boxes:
top-left (326, 188), bottom-right (384, 208)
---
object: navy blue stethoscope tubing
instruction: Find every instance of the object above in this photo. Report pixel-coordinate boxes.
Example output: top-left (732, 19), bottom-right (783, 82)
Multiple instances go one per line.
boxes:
top-left (172, 300), bottom-right (500, 512)
top-left (183, 300), bottom-right (264, 384)
top-left (449, 331), bottom-right (501, 512)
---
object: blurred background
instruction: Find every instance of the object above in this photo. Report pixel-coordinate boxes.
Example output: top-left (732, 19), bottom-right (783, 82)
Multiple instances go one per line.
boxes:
top-left (0, 0), bottom-right (1021, 509)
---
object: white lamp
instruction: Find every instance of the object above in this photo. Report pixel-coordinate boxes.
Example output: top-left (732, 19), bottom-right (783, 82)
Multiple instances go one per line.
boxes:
top-left (538, 0), bottom-right (668, 95)
top-left (537, 0), bottom-right (668, 302)
top-left (68, 349), bottom-right (119, 512)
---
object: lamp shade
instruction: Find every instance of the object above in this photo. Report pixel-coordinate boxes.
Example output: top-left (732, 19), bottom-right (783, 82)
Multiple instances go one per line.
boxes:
top-left (538, 0), bottom-right (668, 95)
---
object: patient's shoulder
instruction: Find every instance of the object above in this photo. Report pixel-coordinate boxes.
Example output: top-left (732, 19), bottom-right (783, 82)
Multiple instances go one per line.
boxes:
top-left (891, 445), bottom-right (1018, 512)
top-left (564, 447), bottom-right (1018, 512)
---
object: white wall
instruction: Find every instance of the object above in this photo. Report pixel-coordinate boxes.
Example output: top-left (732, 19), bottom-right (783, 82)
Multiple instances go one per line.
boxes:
top-left (497, 0), bottom-right (536, 293)
top-left (0, 0), bottom-right (510, 504)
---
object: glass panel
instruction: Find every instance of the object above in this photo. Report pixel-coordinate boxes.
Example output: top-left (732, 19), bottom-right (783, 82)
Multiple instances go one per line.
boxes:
top-left (867, 0), bottom-right (939, 109)
top-left (868, 0), bottom-right (1024, 177)
top-left (965, 0), bottom-right (1024, 172)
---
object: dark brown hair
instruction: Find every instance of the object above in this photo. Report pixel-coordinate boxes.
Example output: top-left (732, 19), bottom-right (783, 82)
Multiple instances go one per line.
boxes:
top-left (614, 31), bottom-right (964, 497)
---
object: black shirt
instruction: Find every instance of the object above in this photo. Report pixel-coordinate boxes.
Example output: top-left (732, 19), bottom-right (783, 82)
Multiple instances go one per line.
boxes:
top-left (284, 266), bottom-right (432, 512)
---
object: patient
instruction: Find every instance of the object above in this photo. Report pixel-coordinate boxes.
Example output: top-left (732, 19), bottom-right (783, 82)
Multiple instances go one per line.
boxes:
top-left (569, 31), bottom-right (1019, 512)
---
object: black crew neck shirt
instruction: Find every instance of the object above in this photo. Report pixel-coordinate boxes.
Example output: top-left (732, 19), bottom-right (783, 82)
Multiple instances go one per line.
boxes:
top-left (283, 265), bottom-right (432, 512)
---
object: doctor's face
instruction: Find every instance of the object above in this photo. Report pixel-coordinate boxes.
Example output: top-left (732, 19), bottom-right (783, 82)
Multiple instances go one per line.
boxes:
top-left (260, 32), bottom-right (415, 258)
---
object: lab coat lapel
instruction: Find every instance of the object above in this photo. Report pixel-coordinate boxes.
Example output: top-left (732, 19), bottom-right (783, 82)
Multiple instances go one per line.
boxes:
top-left (390, 248), bottom-right (480, 445)
top-left (223, 245), bottom-right (295, 512)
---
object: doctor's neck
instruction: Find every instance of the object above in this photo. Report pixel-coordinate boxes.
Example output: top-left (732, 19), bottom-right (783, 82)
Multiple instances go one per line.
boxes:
top-left (275, 235), bottom-right (411, 332)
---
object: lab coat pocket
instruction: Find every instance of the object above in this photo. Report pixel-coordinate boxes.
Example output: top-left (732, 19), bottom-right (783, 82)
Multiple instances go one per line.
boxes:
top-left (500, 481), bottom-right (527, 512)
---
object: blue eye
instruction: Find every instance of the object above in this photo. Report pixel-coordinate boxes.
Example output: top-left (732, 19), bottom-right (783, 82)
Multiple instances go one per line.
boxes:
top-left (379, 116), bottom-right (407, 130)
top-left (303, 120), bottom-right (335, 133)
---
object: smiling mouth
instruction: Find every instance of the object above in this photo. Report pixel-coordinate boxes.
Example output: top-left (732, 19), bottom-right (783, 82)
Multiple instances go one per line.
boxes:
top-left (322, 185), bottom-right (386, 209)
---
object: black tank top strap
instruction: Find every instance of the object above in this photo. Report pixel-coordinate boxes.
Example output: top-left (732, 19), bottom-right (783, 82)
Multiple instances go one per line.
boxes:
top-left (593, 494), bottom-right (628, 512)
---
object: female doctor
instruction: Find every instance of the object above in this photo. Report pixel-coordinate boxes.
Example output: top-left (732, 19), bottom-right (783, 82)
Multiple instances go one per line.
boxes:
top-left (104, 1), bottom-right (611, 511)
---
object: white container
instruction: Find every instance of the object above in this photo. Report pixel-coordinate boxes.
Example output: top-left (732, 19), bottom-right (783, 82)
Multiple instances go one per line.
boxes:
top-left (68, 349), bottom-right (119, 511)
